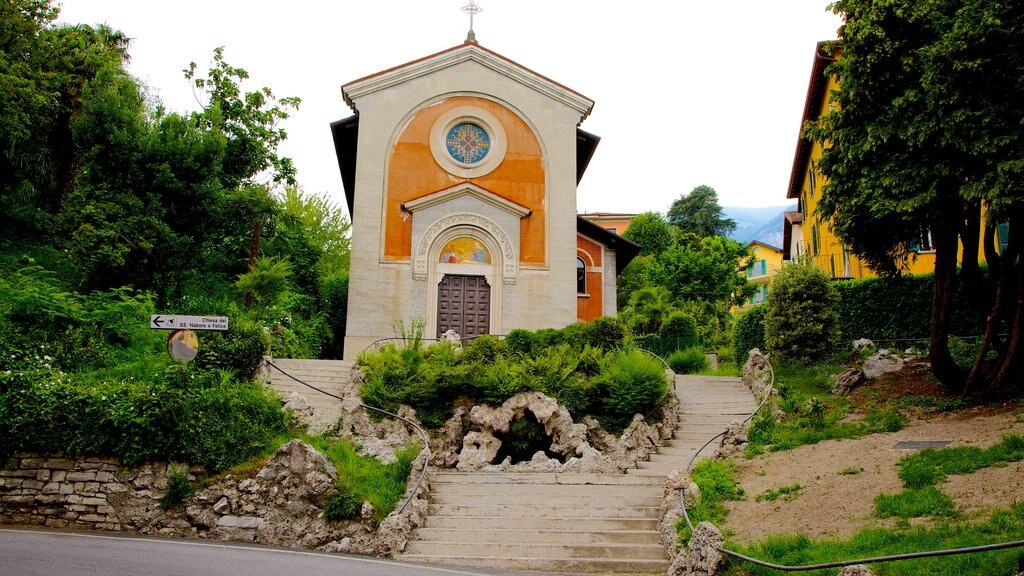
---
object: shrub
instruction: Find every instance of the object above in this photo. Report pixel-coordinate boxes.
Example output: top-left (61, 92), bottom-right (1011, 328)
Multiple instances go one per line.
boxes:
top-left (194, 319), bottom-right (269, 380)
top-left (668, 346), bottom-right (708, 374)
top-left (0, 367), bottom-right (287, 472)
top-left (504, 329), bottom-right (534, 356)
top-left (731, 305), bottom-right (767, 365)
top-left (160, 464), bottom-right (195, 510)
top-left (596, 349), bottom-right (669, 430)
top-left (461, 334), bottom-right (507, 364)
top-left (583, 316), bottom-right (626, 351)
top-left (323, 485), bottom-right (361, 520)
top-left (319, 272), bottom-right (348, 359)
top-left (764, 264), bottom-right (839, 362)
top-left (833, 271), bottom-right (984, 343)
top-left (659, 311), bottom-right (699, 350)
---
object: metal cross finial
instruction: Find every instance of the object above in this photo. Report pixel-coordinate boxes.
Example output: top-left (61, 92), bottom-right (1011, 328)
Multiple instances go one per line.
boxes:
top-left (462, 0), bottom-right (482, 43)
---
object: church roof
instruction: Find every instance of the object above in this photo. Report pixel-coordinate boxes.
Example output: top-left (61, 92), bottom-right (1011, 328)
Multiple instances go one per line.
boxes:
top-left (341, 41), bottom-right (595, 120)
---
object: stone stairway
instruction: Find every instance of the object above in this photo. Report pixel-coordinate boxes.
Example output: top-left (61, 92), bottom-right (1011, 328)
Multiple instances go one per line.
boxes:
top-left (627, 375), bottom-right (758, 478)
top-left (401, 471), bottom-right (669, 573)
top-left (401, 374), bottom-right (756, 573)
top-left (265, 358), bottom-right (354, 431)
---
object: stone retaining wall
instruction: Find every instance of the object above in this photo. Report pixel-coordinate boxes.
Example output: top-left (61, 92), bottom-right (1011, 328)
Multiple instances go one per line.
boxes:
top-left (0, 454), bottom-right (129, 530)
top-left (0, 441), bottom-right (426, 556)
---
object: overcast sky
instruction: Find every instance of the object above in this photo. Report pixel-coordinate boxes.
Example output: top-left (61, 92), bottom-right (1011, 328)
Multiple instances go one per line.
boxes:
top-left (56, 1), bottom-right (842, 216)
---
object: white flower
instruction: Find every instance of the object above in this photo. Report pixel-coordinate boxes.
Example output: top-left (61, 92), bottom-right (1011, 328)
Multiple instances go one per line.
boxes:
top-left (43, 355), bottom-right (51, 361)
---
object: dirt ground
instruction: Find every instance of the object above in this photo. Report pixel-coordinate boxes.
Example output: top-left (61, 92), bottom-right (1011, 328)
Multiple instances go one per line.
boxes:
top-left (722, 372), bottom-right (1024, 545)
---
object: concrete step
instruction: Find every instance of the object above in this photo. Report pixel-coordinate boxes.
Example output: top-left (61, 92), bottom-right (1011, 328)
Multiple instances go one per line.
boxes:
top-left (422, 515), bottom-right (659, 531)
top-left (429, 492), bottom-right (663, 508)
top-left (429, 472), bottom-right (661, 485)
top-left (411, 527), bottom-right (661, 545)
top-left (431, 481), bottom-right (659, 498)
top-left (403, 540), bottom-right (666, 560)
top-left (399, 554), bottom-right (669, 573)
top-left (427, 503), bottom-right (661, 519)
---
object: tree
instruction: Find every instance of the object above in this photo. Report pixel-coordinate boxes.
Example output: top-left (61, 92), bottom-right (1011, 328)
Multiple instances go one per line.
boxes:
top-left (666, 185), bottom-right (736, 238)
top-left (808, 0), bottom-right (1024, 396)
top-left (764, 264), bottom-right (839, 363)
top-left (622, 212), bottom-right (675, 256)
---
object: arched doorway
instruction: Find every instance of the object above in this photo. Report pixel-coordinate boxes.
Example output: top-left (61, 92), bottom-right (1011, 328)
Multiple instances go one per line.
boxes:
top-left (426, 229), bottom-right (503, 338)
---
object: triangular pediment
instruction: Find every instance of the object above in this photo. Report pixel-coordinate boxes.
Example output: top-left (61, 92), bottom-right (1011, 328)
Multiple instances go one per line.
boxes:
top-left (402, 183), bottom-right (531, 218)
top-left (342, 42), bottom-right (594, 120)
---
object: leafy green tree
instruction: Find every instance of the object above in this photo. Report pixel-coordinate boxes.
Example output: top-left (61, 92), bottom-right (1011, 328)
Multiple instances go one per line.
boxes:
top-left (626, 286), bottom-right (673, 334)
top-left (235, 256), bottom-right (292, 322)
top-left (667, 185), bottom-right (736, 238)
top-left (622, 211), bottom-right (675, 256)
top-left (1, 3), bottom-right (130, 233)
top-left (648, 235), bottom-right (753, 311)
top-left (764, 264), bottom-right (839, 363)
top-left (808, 0), bottom-right (1024, 395)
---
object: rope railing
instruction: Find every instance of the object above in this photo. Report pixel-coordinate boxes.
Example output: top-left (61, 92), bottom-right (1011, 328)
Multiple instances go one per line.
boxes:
top-left (677, 354), bottom-right (1024, 571)
top-left (266, 360), bottom-right (431, 515)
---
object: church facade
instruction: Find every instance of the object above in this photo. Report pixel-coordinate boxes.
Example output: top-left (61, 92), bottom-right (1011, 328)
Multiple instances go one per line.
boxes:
top-left (332, 40), bottom-right (637, 358)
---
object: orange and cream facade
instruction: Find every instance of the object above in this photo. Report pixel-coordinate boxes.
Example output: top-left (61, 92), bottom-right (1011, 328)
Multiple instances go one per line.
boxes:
top-left (332, 40), bottom-right (637, 357)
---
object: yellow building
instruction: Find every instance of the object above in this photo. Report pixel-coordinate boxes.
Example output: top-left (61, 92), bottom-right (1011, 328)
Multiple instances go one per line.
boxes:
top-left (579, 212), bottom-right (637, 236)
top-left (741, 240), bottom-right (784, 308)
top-left (783, 42), bottom-right (938, 277)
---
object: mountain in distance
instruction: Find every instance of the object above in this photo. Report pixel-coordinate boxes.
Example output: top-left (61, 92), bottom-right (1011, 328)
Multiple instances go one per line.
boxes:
top-left (722, 204), bottom-right (796, 249)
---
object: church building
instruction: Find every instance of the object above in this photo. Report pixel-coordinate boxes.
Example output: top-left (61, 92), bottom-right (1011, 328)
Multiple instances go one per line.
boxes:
top-left (331, 31), bottom-right (638, 358)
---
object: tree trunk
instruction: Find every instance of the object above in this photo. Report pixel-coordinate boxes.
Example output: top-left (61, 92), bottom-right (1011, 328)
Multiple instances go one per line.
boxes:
top-left (929, 218), bottom-right (965, 391)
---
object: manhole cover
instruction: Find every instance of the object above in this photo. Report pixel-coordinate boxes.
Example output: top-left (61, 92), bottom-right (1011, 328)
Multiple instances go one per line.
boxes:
top-left (893, 440), bottom-right (952, 450)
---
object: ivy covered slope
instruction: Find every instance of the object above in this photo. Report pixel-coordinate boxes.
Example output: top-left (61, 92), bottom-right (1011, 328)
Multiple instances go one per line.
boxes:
top-left (0, 2), bottom-right (351, 471)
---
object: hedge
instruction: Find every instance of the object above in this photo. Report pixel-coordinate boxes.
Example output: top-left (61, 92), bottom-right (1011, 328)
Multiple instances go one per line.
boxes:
top-left (834, 272), bottom-right (984, 342)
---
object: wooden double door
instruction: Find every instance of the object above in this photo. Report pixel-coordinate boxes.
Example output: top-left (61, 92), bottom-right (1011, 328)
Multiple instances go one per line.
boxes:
top-left (437, 274), bottom-right (491, 338)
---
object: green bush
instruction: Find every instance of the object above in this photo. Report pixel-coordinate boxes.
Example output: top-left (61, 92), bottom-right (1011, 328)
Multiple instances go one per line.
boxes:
top-left (194, 319), bottom-right (269, 380)
top-left (0, 366), bottom-right (287, 472)
top-left (659, 311), bottom-right (699, 350)
top-left (319, 272), bottom-right (348, 359)
top-left (833, 271), bottom-right (984, 343)
top-left (461, 334), bottom-right (507, 364)
top-left (322, 485), bottom-right (361, 520)
top-left (504, 329), bottom-right (534, 356)
top-left (732, 305), bottom-right (767, 365)
top-left (582, 316), bottom-right (626, 351)
top-left (160, 465), bottom-right (195, 510)
top-left (668, 346), bottom-right (708, 374)
top-left (596, 349), bottom-right (669, 430)
top-left (764, 264), bottom-right (839, 362)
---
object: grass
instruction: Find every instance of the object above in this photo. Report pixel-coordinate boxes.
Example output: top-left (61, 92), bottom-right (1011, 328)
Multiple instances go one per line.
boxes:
top-left (875, 486), bottom-right (956, 519)
top-left (305, 434), bottom-right (420, 522)
top-left (679, 458), bottom-right (746, 541)
top-left (723, 503), bottom-right (1024, 576)
top-left (209, 432), bottom-right (421, 523)
top-left (744, 355), bottom-right (908, 456)
top-left (756, 483), bottom-right (803, 503)
top-left (871, 434), bottom-right (1024, 521)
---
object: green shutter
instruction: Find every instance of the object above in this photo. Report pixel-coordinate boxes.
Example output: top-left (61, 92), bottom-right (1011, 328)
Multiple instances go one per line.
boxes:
top-left (997, 221), bottom-right (1010, 253)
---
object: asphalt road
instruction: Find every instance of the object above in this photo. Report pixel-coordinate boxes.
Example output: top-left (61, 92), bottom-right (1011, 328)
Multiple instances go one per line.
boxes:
top-left (0, 528), bottom-right (536, 576)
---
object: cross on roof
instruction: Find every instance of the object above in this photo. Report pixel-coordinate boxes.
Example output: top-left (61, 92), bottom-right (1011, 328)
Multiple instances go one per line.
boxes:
top-left (462, 0), bottom-right (482, 43)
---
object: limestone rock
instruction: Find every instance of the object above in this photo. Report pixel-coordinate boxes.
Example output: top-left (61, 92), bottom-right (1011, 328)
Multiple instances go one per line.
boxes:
top-left (742, 349), bottom-right (774, 400)
top-left (862, 349), bottom-right (905, 379)
top-left (714, 420), bottom-right (748, 457)
top-left (852, 338), bottom-right (875, 352)
top-left (832, 368), bottom-right (865, 395)
top-left (456, 431), bottom-right (502, 471)
top-left (212, 496), bottom-right (230, 514)
top-left (668, 521), bottom-right (725, 576)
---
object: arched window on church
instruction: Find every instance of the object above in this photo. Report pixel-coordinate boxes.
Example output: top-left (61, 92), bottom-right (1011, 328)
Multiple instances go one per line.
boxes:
top-left (577, 257), bottom-right (586, 294)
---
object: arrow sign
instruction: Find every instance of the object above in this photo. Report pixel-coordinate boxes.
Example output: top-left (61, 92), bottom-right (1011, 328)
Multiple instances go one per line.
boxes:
top-left (150, 315), bottom-right (229, 331)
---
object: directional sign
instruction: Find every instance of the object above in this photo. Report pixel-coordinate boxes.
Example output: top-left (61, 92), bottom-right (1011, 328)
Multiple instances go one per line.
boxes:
top-left (150, 315), bottom-right (229, 331)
